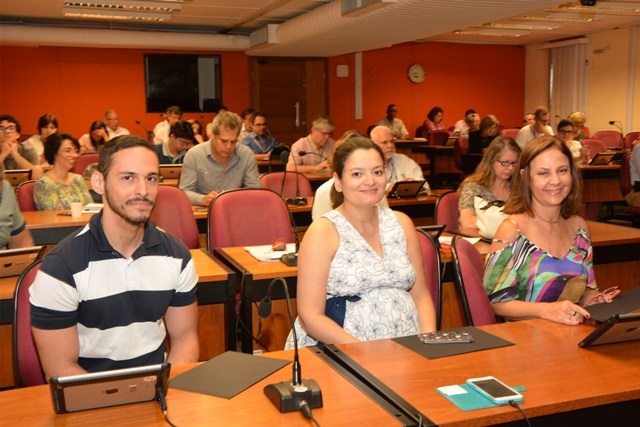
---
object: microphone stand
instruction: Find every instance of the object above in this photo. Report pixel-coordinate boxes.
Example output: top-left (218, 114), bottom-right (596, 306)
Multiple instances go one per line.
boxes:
top-left (609, 120), bottom-right (625, 148)
top-left (261, 278), bottom-right (323, 414)
top-left (135, 120), bottom-right (153, 143)
top-left (279, 150), bottom-right (290, 199)
top-left (286, 148), bottom-right (307, 207)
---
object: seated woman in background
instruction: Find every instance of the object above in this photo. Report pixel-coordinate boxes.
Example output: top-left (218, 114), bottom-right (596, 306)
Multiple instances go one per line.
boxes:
top-left (557, 119), bottom-right (588, 164)
top-left (286, 137), bottom-right (436, 349)
top-left (34, 133), bottom-right (92, 210)
top-left (483, 135), bottom-right (614, 325)
top-left (421, 106), bottom-right (445, 141)
top-left (23, 113), bottom-right (58, 165)
top-left (78, 120), bottom-right (110, 154)
top-left (468, 115), bottom-right (500, 154)
top-left (458, 136), bottom-right (520, 236)
top-left (188, 119), bottom-right (205, 144)
top-left (568, 111), bottom-right (589, 141)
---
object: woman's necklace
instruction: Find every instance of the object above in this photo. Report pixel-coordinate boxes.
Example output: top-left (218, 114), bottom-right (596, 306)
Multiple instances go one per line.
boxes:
top-left (532, 210), bottom-right (562, 254)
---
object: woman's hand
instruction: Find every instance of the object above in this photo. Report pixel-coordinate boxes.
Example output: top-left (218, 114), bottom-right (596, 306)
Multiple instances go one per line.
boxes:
top-left (540, 300), bottom-right (590, 325)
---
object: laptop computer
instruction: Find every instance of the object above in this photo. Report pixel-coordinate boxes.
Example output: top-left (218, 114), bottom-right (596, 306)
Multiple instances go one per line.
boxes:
top-left (49, 363), bottom-right (171, 414)
top-left (159, 164), bottom-right (182, 180)
top-left (0, 246), bottom-right (45, 278)
top-left (388, 180), bottom-right (427, 198)
top-left (579, 313), bottom-right (640, 348)
top-left (3, 169), bottom-right (32, 186)
top-left (589, 151), bottom-right (615, 165)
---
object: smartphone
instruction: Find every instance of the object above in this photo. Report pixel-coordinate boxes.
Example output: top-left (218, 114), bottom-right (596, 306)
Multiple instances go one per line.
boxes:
top-left (466, 376), bottom-right (523, 404)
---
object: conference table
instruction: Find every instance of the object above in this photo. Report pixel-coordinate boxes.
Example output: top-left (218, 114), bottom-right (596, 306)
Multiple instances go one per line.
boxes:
top-left (1, 319), bottom-right (638, 426)
top-left (0, 249), bottom-right (235, 389)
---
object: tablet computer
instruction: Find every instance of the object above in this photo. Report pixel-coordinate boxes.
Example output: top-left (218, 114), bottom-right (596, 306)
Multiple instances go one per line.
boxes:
top-left (388, 180), bottom-right (426, 198)
top-left (4, 169), bottom-right (32, 186)
top-left (589, 152), bottom-right (615, 165)
top-left (0, 246), bottom-right (44, 278)
top-left (417, 224), bottom-right (446, 241)
top-left (49, 363), bottom-right (170, 414)
top-left (159, 164), bottom-right (182, 179)
top-left (578, 313), bottom-right (640, 348)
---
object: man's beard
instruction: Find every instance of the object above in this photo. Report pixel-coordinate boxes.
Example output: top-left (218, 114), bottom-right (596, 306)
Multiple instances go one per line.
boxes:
top-left (103, 186), bottom-right (154, 226)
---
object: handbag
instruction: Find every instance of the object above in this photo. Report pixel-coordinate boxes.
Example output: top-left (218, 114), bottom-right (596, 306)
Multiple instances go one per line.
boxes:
top-left (473, 196), bottom-right (507, 239)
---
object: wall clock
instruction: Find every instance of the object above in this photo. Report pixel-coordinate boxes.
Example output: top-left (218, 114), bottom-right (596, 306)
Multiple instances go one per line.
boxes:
top-left (407, 64), bottom-right (426, 84)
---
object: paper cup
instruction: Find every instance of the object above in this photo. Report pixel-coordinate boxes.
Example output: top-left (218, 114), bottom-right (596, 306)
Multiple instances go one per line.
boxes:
top-left (70, 202), bottom-right (84, 219)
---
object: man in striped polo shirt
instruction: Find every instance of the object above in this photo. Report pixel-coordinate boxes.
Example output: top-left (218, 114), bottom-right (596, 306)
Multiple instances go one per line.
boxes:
top-left (30, 135), bottom-right (199, 378)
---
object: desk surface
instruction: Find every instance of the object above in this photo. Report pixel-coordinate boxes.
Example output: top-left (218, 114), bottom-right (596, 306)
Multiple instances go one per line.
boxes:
top-left (0, 348), bottom-right (399, 427)
top-left (216, 246), bottom-right (298, 281)
top-left (337, 319), bottom-right (640, 426)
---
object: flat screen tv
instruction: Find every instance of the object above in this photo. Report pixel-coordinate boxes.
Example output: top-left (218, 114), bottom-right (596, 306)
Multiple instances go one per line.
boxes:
top-left (144, 54), bottom-right (222, 113)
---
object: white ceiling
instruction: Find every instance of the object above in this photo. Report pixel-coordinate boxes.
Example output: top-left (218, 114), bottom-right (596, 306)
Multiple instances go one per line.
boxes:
top-left (1, 0), bottom-right (640, 56)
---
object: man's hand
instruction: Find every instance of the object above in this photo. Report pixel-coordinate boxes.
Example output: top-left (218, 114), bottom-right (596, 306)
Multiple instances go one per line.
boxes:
top-left (202, 190), bottom-right (219, 207)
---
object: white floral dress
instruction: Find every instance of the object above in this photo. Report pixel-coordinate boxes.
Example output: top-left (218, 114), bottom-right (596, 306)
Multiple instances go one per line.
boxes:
top-left (285, 208), bottom-right (419, 349)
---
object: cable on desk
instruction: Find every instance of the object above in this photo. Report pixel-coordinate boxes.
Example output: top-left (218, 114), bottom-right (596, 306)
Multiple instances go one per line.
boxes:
top-left (299, 400), bottom-right (321, 427)
top-left (157, 386), bottom-right (178, 427)
top-left (509, 400), bottom-right (531, 427)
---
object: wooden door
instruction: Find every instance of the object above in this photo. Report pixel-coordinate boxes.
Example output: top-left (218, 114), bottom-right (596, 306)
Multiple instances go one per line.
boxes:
top-left (251, 58), bottom-right (327, 146)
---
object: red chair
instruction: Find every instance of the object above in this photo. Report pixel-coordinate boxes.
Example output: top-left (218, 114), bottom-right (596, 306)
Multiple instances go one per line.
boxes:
top-left (453, 135), bottom-right (469, 172)
top-left (13, 259), bottom-right (46, 387)
top-left (500, 128), bottom-right (520, 139)
top-left (71, 153), bottom-right (99, 175)
top-left (416, 229), bottom-right (442, 329)
top-left (581, 138), bottom-right (608, 159)
top-left (207, 188), bottom-right (295, 251)
top-left (415, 125), bottom-right (427, 139)
top-left (259, 172), bottom-right (313, 200)
top-left (434, 190), bottom-right (459, 231)
top-left (602, 153), bottom-right (640, 226)
top-left (15, 180), bottom-right (37, 211)
top-left (592, 130), bottom-right (623, 148)
top-left (451, 236), bottom-right (497, 326)
top-left (430, 130), bottom-right (451, 146)
top-left (150, 185), bottom-right (200, 249)
top-left (624, 132), bottom-right (640, 149)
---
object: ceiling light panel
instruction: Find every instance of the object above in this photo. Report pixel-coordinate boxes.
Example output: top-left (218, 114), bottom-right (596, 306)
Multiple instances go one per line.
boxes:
top-left (64, 1), bottom-right (182, 13)
top-left (62, 7), bottom-right (171, 21)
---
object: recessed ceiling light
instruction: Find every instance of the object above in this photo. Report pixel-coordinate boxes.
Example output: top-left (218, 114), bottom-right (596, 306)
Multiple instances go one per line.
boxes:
top-left (64, 1), bottom-right (182, 13)
top-left (484, 22), bottom-right (560, 31)
top-left (516, 13), bottom-right (598, 23)
top-left (453, 29), bottom-right (527, 38)
top-left (63, 7), bottom-right (171, 21)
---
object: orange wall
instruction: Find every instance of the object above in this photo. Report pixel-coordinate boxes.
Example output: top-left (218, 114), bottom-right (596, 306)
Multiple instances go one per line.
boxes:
top-left (1, 41), bottom-right (524, 140)
top-left (328, 42), bottom-right (526, 136)
top-left (0, 46), bottom-right (250, 138)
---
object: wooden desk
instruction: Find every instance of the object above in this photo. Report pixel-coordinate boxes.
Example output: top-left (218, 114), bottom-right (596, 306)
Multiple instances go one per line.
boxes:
top-left (214, 247), bottom-right (298, 354)
top-left (336, 319), bottom-right (640, 426)
top-left (579, 164), bottom-right (623, 220)
top-left (0, 348), bottom-right (400, 426)
top-left (256, 158), bottom-right (285, 173)
top-left (302, 172), bottom-right (331, 191)
top-left (0, 249), bottom-right (234, 389)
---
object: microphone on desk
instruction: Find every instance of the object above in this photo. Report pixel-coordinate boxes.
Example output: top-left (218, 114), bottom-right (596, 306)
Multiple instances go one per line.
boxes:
top-left (135, 120), bottom-right (153, 142)
top-left (284, 148), bottom-right (307, 208)
top-left (609, 120), bottom-right (625, 147)
top-left (261, 278), bottom-right (323, 415)
top-left (298, 150), bottom-right (326, 161)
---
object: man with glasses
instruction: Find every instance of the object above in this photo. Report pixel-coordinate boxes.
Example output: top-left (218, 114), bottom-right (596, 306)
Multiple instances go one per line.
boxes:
top-left (557, 119), bottom-right (588, 164)
top-left (241, 112), bottom-right (278, 161)
top-left (154, 120), bottom-right (195, 164)
top-left (104, 109), bottom-right (130, 138)
top-left (0, 114), bottom-right (43, 179)
top-left (153, 105), bottom-right (182, 145)
top-left (515, 106), bottom-right (554, 149)
top-left (287, 115), bottom-right (335, 173)
top-left (179, 111), bottom-right (260, 206)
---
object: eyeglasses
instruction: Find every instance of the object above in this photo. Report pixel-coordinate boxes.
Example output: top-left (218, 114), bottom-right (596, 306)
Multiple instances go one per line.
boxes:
top-left (582, 286), bottom-right (621, 307)
top-left (558, 129), bottom-right (574, 135)
top-left (496, 160), bottom-right (518, 167)
top-left (0, 126), bottom-right (17, 133)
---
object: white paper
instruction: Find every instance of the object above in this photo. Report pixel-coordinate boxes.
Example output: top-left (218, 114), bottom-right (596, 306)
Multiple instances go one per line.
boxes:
top-left (244, 244), bottom-right (297, 262)
top-left (82, 203), bottom-right (104, 213)
top-left (437, 385), bottom-right (468, 396)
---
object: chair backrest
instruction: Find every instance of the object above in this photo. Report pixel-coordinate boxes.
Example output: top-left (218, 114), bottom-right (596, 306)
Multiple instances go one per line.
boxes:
top-left (15, 180), bottom-right (37, 212)
top-left (453, 135), bottom-right (469, 171)
top-left (581, 138), bottom-right (608, 159)
top-left (624, 131), bottom-right (640, 149)
top-left (207, 188), bottom-right (295, 250)
top-left (259, 172), bottom-right (313, 199)
top-left (592, 130), bottom-right (623, 148)
top-left (582, 126), bottom-right (590, 138)
top-left (500, 128), bottom-right (520, 139)
top-left (434, 190), bottom-right (459, 231)
top-left (150, 185), bottom-right (200, 249)
top-left (71, 153), bottom-right (99, 175)
top-left (450, 236), bottom-right (496, 326)
top-left (415, 125), bottom-right (426, 139)
top-left (416, 229), bottom-right (442, 329)
top-left (13, 259), bottom-right (46, 387)
top-left (621, 152), bottom-right (633, 196)
top-left (430, 130), bottom-right (451, 146)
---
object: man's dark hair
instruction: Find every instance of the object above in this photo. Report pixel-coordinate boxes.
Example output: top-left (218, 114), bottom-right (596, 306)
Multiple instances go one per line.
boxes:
top-left (557, 119), bottom-right (574, 132)
top-left (44, 133), bottom-right (80, 165)
top-left (0, 114), bottom-right (21, 133)
top-left (170, 120), bottom-right (195, 141)
top-left (98, 135), bottom-right (155, 179)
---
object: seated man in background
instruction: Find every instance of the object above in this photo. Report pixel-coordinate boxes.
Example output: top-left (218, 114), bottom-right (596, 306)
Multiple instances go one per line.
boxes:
top-left (180, 111), bottom-right (260, 206)
top-left (453, 109), bottom-right (478, 136)
top-left (30, 135), bottom-right (198, 378)
top-left (557, 119), bottom-right (588, 164)
top-left (0, 163), bottom-right (35, 250)
top-left (241, 112), bottom-right (278, 161)
top-left (155, 120), bottom-right (195, 164)
top-left (0, 114), bottom-right (43, 180)
top-left (376, 104), bottom-right (409, 139)
top-left (287, 115), bottom-right (335, 173)
top-left (153, 105), bottom-right (182, 145)
top-left (104, 109), bottom-right (130, 138)
top-left (515, 106), bottom-right (553, 149)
